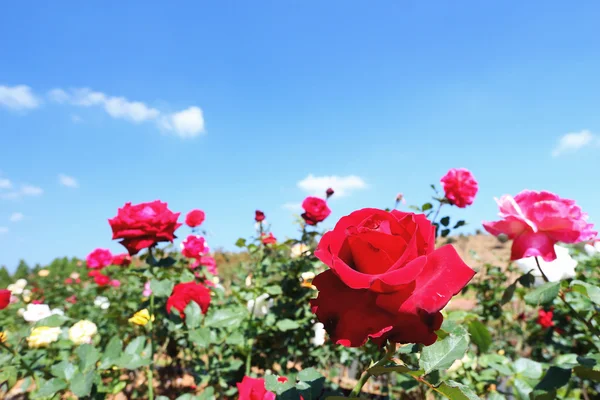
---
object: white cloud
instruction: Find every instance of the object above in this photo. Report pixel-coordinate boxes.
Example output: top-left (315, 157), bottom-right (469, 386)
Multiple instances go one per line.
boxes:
top-left (552, 130), bottom-right (599, 157)
top-left (21, 185), bottom-right (43, 196)
top-left (282, 202), bottom-right (302, 212)
top-left (0, 178), bottom-right (11, 189)
top-left (48, 88), bottom-right (70, 103)
top-left (297, 174), bottom-right (367, 197)
top-left (9, 212), bottom-right (23, 222)
top-left (0, 227), bottom-right (8, 234)
top-left (58, 174), bottom-right (78, 188)
top-left (0, 85), bottom-right (41, 111)
top-left (71, 114), bottom-right (83, 123)
top-left (160, 106), bottom-right (205, 138)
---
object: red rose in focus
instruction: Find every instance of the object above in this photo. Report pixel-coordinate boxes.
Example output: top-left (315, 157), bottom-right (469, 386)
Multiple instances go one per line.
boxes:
top-left (301, 197), bottom-right (331, 226)
top-left (185, 209), bottom-right (205, 228)
top-left (326, 188), bottom-right (334, 198)
top-left (311, 208), bottom-right (475, 347)
top-left (94, 273), bottom-right (111, 286)
top-left (181, 235), bottom-right (207, 259)
top-left (484, 190), bottom-right (596, 261)
top-left (440, 168), bottom-right (478, 208)
top-left (109, 200), bottom-right (182, 255)
top-left (537, 309), bottom-right (554, 328)
top-left (112, 253), bottom-right (132, 266)
top-left (261, 232), bottom-right (277, 245)
top-left (255, 210), bottom-right (265, 222)
top-left (86, 248), bottom-right (113, 269)
top-left (236, 376), bottom-right (275, 400)
top-left (166, 282), bottom-right (211, 318)
top-left (0, 290), bottom-right (10, 310)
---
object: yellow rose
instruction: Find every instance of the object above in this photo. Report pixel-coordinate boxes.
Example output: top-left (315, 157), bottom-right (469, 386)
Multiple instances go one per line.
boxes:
top-left (68, 320), bottom-right (98, 345)
top-left (0, 331), bottom-right (7, 343)
top-left (37, 269), bottom-right (50, 277)
top-left (129, 309), bottom-right (154, 326)
top-left (27, 327), bottom-right (62, 348)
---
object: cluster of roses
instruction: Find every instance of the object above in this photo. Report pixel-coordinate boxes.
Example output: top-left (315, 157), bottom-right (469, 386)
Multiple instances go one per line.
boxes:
top-left (85, 248), bottom-right (130, 287)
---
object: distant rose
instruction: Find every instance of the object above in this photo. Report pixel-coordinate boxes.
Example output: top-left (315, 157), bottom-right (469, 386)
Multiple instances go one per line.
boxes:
top-left (326, 188), bottom-right (334, 198)
top-left (0, 290), bottom-right (10, 310)
top-left (255, 210), bottom-right (265, 222)
top-left (86, 248), bottom-right (113, 269)
top-left (261, 232), bottom-right (277, 245)
top-left (109, 200), bottom-right (182, 255)
top-left (68, 320), bottom-right (98, 345)
top-left (301, 197), bottom-right (331, 226)
top-left (440, 168), bottom-right (478, 208)
top-left (112, 253), bottom-right (132, 266)
top-left (185, 209), bottom-right (205, 228)
top-left (110, 279), bottom-right (121, 288)
top-left (166, 282), bottom-right (211, 319)
top-left (181, 235), bottom-right (207, 259)
top-left (483, 190), bottom-right (596, 261)
top-left (94, 273), bottom-right (111, 287)
top-left (199, 256), bottom-right (218, 275)
top-left (27, 326), bottom-right (62, 348)
top-left (537, 309), bottom-right (554, 328)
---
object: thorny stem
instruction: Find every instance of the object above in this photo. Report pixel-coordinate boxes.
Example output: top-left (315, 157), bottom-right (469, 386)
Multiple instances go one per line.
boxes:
top-left (147, 246), bottom-right (156, 400)
top-left (349, 343), bottom-right (396, 397)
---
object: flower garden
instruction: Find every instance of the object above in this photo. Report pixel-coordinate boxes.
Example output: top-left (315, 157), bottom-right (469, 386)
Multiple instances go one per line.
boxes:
top-left (1, 168), bottom-right (600, 400)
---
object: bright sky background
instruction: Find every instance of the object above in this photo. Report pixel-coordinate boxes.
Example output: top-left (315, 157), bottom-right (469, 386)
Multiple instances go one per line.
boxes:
top-left (1, 1), bottom-right (599, 271)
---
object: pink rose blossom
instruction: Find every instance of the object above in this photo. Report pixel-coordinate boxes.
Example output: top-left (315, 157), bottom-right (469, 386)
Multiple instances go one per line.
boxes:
top-left (143, 281), bottom-right (152, 297)
top-left (86, 248), bottom-right (113, 269)
top-left (440, 168), bottom-right (478, 208)
top-left (110, 279), bottom-right (121, 288)
top-left (199, 256), bottom-right (218, 275)
top-left (483, 190), bottom-right (597, 261)
top-left (181, 235), bottom-right (207, 259)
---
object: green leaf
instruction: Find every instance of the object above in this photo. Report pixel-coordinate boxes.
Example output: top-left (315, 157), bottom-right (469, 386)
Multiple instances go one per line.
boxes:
top-left (36, 378), bottom-right (68, 397)
top-left (534, 366), bottom-right (571, 391)
top-left (441, 229), bottom-right (451, 238)
top-left (440, 216), bottom-right (450, 227)
top-left (571, 280), bottom-right (600, 305)
top-left (204, 309), bottom-right (245, 328)
top-left (524, 282), bottom-right (560, 306)
top-left (487, 392), bottom-right (507, 400)
top-left (574, 366), bottom-right (600, 381)
top-left (453, 220), bottom-right (466, 229)
top-left (434, 380), bottom-right (480, 400)
top-left (514, 358), bottom-right (543, 379)
top-left (264, 285), bottom-right (283, 295)
top-left (264, 374), bottom-right (297, 397)
top-left (468, 320), bottom-right (492, 353)
top-left (124, 336), bottom-right (147, 355)
top-left (419, 327), bottom-right (469, 374)
top-left (0, 366), bottom-right (18, 389)
top-left (185, 301), bottom-right (203, 329)
top-left (422, 203), bottom-right (433, 211)
top-left (189, 327), bottom-right (211, 347)
top-left (50, 361), bottom-right (77, 381)
top-left (235, 238), bottom-right (247, 248)
top-left (76, 344), bottom-right (100, 373)
top-left (276, 319), bottom-right (300, 331)
top-left (501, 281), bottom-right (518, 305)
top-left (99, 337), bottom-right (122, 369)
top-left (197, 387), bottom-right (216, 400)
top-left (297, 367), bottom-right (325, 399)
top-left (35, 313), bottom-right (69, 327)
top-left (69, 371), bottom-right (95, 397)
top-left (225, 331), bottom-right (244, 346)
top-left (369, 364), bottom-right (423, 377)
top-left (150, 279), bottom-right (174, 297)
top-left (157, 256), bottom-right (177, 267)
top-left (518, 273), bottom-right (536, 288)
top-left (529, 390), bottom-right (557, 400)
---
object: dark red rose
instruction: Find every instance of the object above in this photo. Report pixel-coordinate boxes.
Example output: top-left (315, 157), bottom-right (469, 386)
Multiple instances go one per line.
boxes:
top-left (261, 232), bottom-right (277, 245)
top-left (236, 376), bottom-right (275, 400)
top-left (326, 188), bottom-right (334, 198)
top-left (537, 309), bottom-right (554, 328)
top-left (112, 253), bottom-right (132, 266)
top-left (94, 273), bottom-right (111, 286)
top-left (185, 209), bottom-right (205, 228)
top-left (0, 290), bottom-right (10, 310)
top-left (311, 208), bottom-right (475, 347)
top-left (255, 210), bottom-right (265, 222)
top-left (166, 282), bottom-right (211, 319)
top-left (301, 197), bottom-right (331, 226)
top-left (440, 168), bottom-right (478, 208)
top-left (109, 200), bottom-right (182, 255)
top-left (86, 248), bottom-right (113, 269)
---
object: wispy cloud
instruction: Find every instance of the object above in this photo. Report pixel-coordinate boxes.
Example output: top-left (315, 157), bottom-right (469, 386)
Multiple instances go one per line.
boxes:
top-left (0, 183), bottom-right (44, 200)
top-left (0, 178), bottom-right (11, 189)
top-left (9, 212), bottom-right (24, 222)
top-left (282, 202), bottom-right (302, 212)
top-left (58, 174), bottom-right (79, 188)
top-left (0, 227), bottom-right (8, 234)
top-left (297, 174), bottom-right (367, 197)
top-left (552, 130), bottom-right (599, 157)
top-left (0, 84), bottom-right (41, 111)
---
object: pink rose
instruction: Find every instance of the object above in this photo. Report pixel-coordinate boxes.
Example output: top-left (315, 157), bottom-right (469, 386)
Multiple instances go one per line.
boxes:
top-left (143, 281), bottom-right (152, 297)
top-left (483, 190), bottom-right (597, 261)
top-left (86, 248), bottom-right (113, 269)
top-left (199, 256), bottom-right (218, 275)
top-left (185, 209), bottom-right (205, 228)
top-left (181, 235), bottom-right (207, 259)
top-left (301, 197), bottom-right (331, 226)
top-left (110, 279), bottom-right (121, 288)
top-left (440, 168), bottom-right (478, 208)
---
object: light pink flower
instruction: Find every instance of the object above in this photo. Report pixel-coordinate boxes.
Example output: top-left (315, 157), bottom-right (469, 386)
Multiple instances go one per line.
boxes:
top-left (86, 248), bottom-right (113, 269)
top-left (483, 190), bottom-right (597, 261)
top-left (143, 281), bottom-right (152, 297)
top-left (110, 279), bottom-right (121, 288)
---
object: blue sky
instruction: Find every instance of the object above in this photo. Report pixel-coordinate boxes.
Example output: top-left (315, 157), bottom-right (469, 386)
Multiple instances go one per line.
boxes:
top-left (1, 1), bottom-right (600, 271)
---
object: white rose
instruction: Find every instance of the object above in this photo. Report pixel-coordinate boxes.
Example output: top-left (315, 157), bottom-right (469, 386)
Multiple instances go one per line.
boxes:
top-left (15, 279), bottom-right (27, 289)
top-left (7, 284), bottom-right (23, 295)
top-left (23, 304), bottom-right (53, 322)
top-left (68, 320), bottom-right (98, 345)
top-left (94, 296), bottom-right (110, 309)
top-left (311, 322), bottom-right (326, 346)
top-left (301, 272), bottom-right (316, 281)
top-left (247, 293), bottom-right (273, 317)
top-left (585, 241), bottom-right (600, 256)
top-left (291, 243), bottom-right (310, 258)
top-left (514, 245), bottom-right (577, 286)
top-left (27, 327), bottom-right (62, 348)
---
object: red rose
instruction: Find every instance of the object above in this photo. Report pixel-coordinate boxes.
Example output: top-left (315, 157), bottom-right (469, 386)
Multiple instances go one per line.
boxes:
top-left (181, 235), bottom-right (207, 259)
top-left (537, 309), bottom-right (554, 328)
top-left (261, 232), bottom-right (277, 245)
top-left (109, 200), bottom-right (182, 255)
top-left (301, 197), bottom-right (331, 226)
top-left (0, 290), bottom-right (10, 310)
top-left (326, 188), bottom-right (334, 198)
top-left (65, 278), bottom-right (73, 284)
top-left (440, 168), bottom-right (478, 208)
top-left (112, 253), bottom-right (132, 266)
top-left (255, 210), bottom-right (265, 222)
top-left (311, 208), bottom-right (475, 347)
top-left (185, 209), bottom-right (205, 228)
top-left (166, 282), bottom-right (211, 318)
top-left (236, 377), bottom-right (275, 400)
top-left (94, 273), bottom-right (111, 286)
top-left (88, 270), bottom-right (100, 277)
top-left (86, 248), bottom-right (113, 269)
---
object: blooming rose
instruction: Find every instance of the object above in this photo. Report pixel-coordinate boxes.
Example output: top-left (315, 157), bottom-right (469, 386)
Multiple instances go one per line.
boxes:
top-left (68, 320), bottom-right (98, 345)
top-left (261, 233), bottom-right (277, 245)
top-left (537, 309), bottom-right (554, 328)
top-left (440, 168), bottom-right (478, 208)
top-left (110, 279), bottom-right (121, 288)
top-left (129, 309), bottom-right (154, 326)
top-left (0, 290), bottom-right (10, 310)
top-left (311, 208), bottom-right (475, 347)
top-left (515, 245), bottom-right (577, 286)
top-left (166, 282), bottom-right (211, 318)
top-left (291, 243), bottom-right (310, 258)
top-left (181, 235), bottom-right (207, 259)
top-left (22, 304), bottom-right (63, 323)
top-left (198, 256), bottom-right (217, 275)
top-left (109, 200), bottom-right (182, 255)
top-left (112, 253), bottom-right (132, 266)
top-left (483, 190), bottom-right (596, 261)
top-left (236, 376), bottom-right (276, 400)
top-left (255, 210), bottom-right (265, 222)
top-left (301, 197), bottom-right (331, 226)
top-left (94, 296), bottom-right (110, 310)
top-left (27, 326), bottom-right (62, 348)
top-left (65, 278), bottom-right (73, 285)
top-left (185, 209), bottom-right (205, 228)
top-left (38, 269), bottom-right (50, 277)
top-left (94, 273), bottom-right (111, 287)
top-left (86, 248), bottom-right (113, 269)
